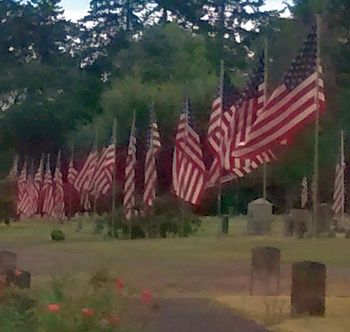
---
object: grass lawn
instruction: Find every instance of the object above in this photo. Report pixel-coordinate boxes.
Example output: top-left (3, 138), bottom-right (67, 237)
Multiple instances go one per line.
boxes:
top-left (1, 216), bottom-right (350, 331)
top-left (216, 296), bottom-right (350, 332)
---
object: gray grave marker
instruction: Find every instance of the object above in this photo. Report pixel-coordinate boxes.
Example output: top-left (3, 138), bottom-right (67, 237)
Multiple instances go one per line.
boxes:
top-left (283, 215), bottom-right (294, 237)
top-left (250, 246), bottom-right (280, 295)
top-left (291, 261), bottom-right (326, 316)
top-left (247, 198), bottom-right (273, 235)
top-left (0, 251), bottom-right (17, 275)
top-left (290, 209), bottom-right (311, 238)
top-left (316, 204), bottom-right (331, 234)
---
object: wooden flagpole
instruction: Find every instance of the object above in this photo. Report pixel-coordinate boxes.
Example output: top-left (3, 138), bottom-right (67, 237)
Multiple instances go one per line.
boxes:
top-left (111, 118), bottom-right (117, 237)
top-left (217, 60), bottom-right (224, 235)
top-left (312, 15), bottom-right (321, 237)
top-left (262, 37), bottom-right (269, 200)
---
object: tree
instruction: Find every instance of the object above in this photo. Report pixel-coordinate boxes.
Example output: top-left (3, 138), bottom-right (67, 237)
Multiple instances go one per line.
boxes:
top-left (0, 0), bottom-right (103, 161)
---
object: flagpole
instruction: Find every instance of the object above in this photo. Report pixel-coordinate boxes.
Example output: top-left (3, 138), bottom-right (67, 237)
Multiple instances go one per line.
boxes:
top-left (69, 146), bottom-right (74, 219)
top-left (217, 59), bottom-right (224, 235)
top-left (262, 37), bottom-right (269, 200)
top-left (312, 15), bottom-right (321, 237)
top-left (93, 127), bottom-right (98, 215)
top-left (129, 110), bottom-right (136, 241)
top-left (112, 118), bottom-right (117, 237)
top-left (340, 129), bottom-right (345, 229)
top-left (150, 98), bottom-right (154, 239)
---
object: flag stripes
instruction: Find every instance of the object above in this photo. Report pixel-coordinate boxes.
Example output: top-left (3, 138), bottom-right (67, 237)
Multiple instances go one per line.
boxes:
top-left (230, 25), bottom-right (325, 162)
top-left (301, 176), bottom-right (308, 208)
top-left (173, 99), bottom-right (206, 205)
top-left (143, 105), bottom-right (161, 207)
top-left (68, 156), bottom-right (78, 186)
top-left (74, 150), bottom-right (98, 210)
top-left (53, 152), bottom-right (65, 220)
top-left (91, 143), bottom-right (115, 198)
top-left (333, 131), bottom-right (345, 215)
top-left (123, 113), bottom-right (137, 220)
top-left (42, 155), bottom-right (54, 218)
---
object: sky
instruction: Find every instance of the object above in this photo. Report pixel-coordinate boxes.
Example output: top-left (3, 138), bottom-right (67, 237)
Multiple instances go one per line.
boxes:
top-left (60, 0), bottom-right (291, 22)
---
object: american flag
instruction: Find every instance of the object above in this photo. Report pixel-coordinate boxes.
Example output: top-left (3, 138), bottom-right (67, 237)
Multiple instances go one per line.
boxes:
top-left (74, 148), bottom-right (98, 211)
top-left (231, 24), bottom-right (325, 161)
top-left (333, 131), bottom-right (345, 215)
top-left (26, 167), bottom-right (37, 217)
top-left (143, 104), bottom-right (161, 207)
top-left (42, 155), bottom-right (54, 218)
top-left (207, 68), bottom-right (241, 186)
top-left (18, 174), bottom-right (35, 219)
top-left (123, 112), bottom-right (137, 220)
top-left (225, 53), bottom-right (276, 174)
top-left (17, 159), bottom-right (27, 215)
top-left (172, 99), bottom-right (206, 205)
top-left (91, 141), bottom-right (116, 199)
top-left (67, 153), bottom-right (78, 186)
top-left (33, 155), bottom-right (44, 215)
top-left (53, 152), bottom-right (65, 220)
top-left (301, 176), bottom-right (308, 208)
top-left (17, 187), bottom-right (31, 219)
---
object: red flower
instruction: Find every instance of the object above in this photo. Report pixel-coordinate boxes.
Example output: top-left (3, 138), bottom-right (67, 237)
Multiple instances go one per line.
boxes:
top-left (47, 304), bottom-right (60, 313)
top-left (115, 278), bottom-right (124, 290)
top-left (141, 289), bottom-right (153, 303)
top-left (82, 307), bottom-right (95, 317)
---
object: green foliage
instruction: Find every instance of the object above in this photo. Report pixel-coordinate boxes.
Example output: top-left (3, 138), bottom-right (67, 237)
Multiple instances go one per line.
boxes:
top-left (50, 229), bottom-right (65, 241)
top-left (0, 272), bottom-right (152, 332)
top-left (89, 267), bottom-right (111, 290)
top-left (0, 288), bottom-right (38, 332)
top-left (71, 24), bottom-right (217, 148)
top-left (118, 196), bottom-right (202, 238)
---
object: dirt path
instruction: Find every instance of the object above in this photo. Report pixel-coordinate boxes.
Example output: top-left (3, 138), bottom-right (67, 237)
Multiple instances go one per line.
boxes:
top-left (152, 298), bottom-right (268, 332)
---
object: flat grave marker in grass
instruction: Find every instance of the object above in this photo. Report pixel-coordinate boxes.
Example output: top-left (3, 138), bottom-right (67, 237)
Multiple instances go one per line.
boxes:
top-left (0, 250), bottom-right (17, 275)
top-left (291, 261), bottom-right (326, 317)
top-left (250, 246), bottom-right (280, 296)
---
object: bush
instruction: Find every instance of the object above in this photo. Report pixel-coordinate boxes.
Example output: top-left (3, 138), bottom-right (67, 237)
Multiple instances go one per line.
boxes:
top-left (0, 270), bottom-right (154, 332)
top-left (50, 230), bottom-right (65, 241)
top-left (117, 196), bottom-right (202, 239)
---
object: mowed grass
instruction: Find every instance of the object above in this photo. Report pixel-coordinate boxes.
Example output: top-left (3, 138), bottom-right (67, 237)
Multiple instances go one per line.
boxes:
top-left (1, 216), bottom-right (350, 331)
top-left (2, 216), bottom-right (350, 267)
top-left (216, 295), bottom-right (350, 332)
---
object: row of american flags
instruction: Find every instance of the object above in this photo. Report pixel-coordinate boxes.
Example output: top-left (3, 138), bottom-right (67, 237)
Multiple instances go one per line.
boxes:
top-left (300, 130), bottom-right (346, 217)
top-left (11, 23), bottom-right (334, 221)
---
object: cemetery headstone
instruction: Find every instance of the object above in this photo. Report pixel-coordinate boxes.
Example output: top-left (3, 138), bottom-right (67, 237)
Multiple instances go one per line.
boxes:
top-left (316, 203), bottom-right (331, 234)
top-left (247, 198), bottom-right (273, 235)
top-left (283, 215), bottom-right (294, 237)
top-left (291, 261), bottom-right (326, 317)
top-left (0, 250), bottom-right (17, 275)
top-left (250, 246), bottom-right (280, 295)
top-left (290, 209), bottom-right (311, 239)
